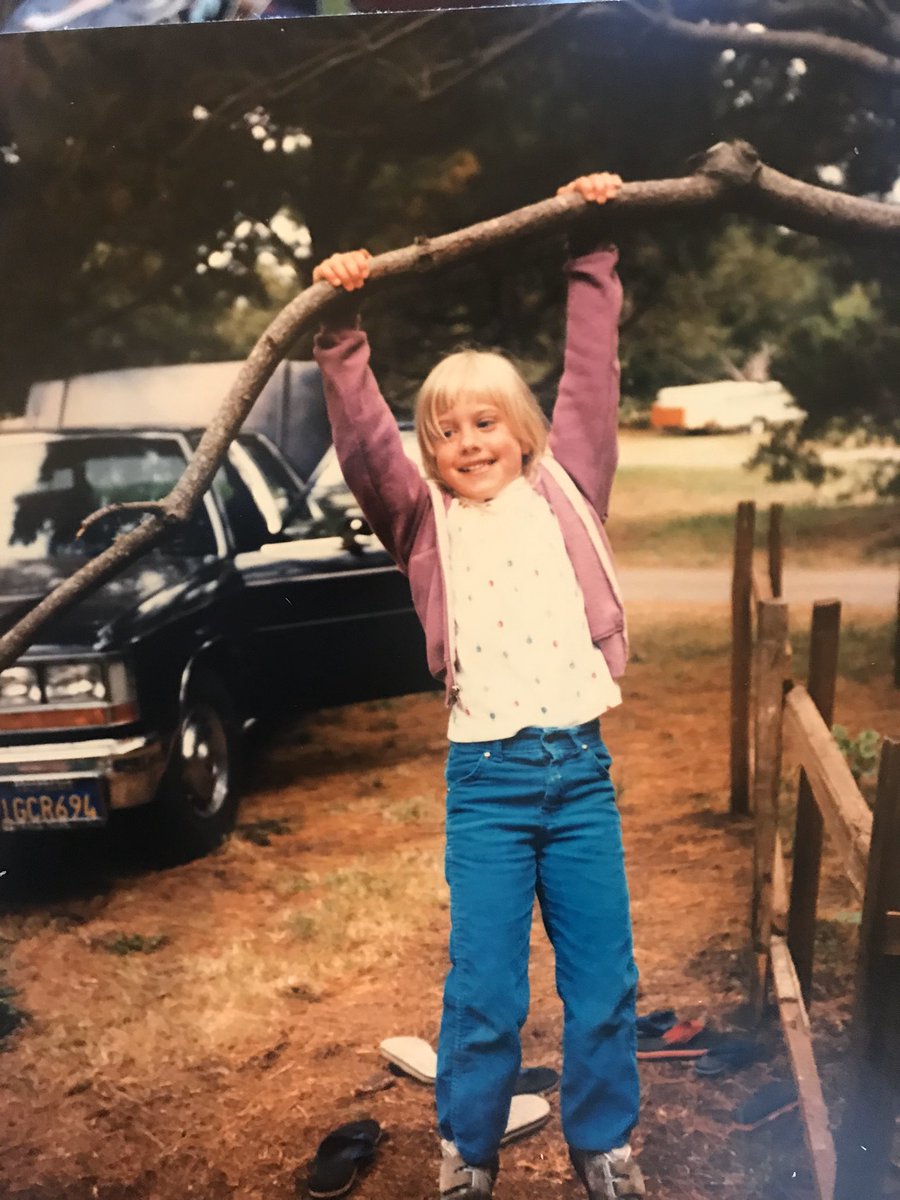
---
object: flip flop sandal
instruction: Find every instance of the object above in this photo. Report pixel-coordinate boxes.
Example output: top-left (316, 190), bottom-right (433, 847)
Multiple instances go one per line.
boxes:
top-left (499, 1093), bottom-right (551, 1145)
top-left (695, 1038), bottom-right (764, 1077)
top-left (733, 1080), bottom-right (799, 1130)
top-left (636, 1018), bottom-right (711, 1060)
top-left (513, 1066), bottom-right (559, 1095)
top-left (379, 1036), bottom-right (437, 1083)
top-left (635, 1009), bottom-right (677, 1039)
top-left (305, 1119), bottom-right (382, 1199)
top-left (380, 1037), bottom-right (559, 1094)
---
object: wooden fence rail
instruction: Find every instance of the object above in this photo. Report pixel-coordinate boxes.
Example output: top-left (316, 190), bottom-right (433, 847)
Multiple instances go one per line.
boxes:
top-left (731, 503), bottom-right (900, 1200)
top-left (784, 685), bottom-right (872, 901)
top-left (788, 600), bottom-right (840, 1003)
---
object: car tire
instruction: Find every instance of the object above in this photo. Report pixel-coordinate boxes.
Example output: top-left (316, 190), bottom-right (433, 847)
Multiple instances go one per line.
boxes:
top-left (149, 670), bottom-right (242, 864)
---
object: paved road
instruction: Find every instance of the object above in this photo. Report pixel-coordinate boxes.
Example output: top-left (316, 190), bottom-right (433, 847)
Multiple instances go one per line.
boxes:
top-left (619, 566), bottom-right (898, 608)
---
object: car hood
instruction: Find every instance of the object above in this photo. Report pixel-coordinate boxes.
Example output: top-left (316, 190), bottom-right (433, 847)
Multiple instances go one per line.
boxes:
top-left (0, 554), bottom-right (220, 651)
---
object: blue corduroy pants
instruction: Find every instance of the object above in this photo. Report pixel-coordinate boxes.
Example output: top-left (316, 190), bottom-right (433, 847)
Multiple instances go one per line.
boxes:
top-left (435, 719), bottom-right (640, 1166)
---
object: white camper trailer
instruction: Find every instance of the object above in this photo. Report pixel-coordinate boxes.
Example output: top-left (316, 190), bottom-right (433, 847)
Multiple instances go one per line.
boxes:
top-left (650, 379), bottom-right (804, 433)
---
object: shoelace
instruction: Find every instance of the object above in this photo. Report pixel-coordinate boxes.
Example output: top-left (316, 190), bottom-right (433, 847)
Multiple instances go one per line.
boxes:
top-left (444, 1162), bottom-right (493, 1196)
top-left (467, 1167), bottom-right (494, 1191)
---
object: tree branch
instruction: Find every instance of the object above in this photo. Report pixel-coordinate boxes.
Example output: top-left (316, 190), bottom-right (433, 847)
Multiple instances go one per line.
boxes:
top-left (1, 141), bottom-right (898, 672)
top-left (173, 15), bottom-right (443, 164)
top-left (77, 501), bottom-right (169, 537)
top-left (406, 7), bottom-right (572, 103)
top-left (621, 0), bottom-right (900, 78)
top-left (675, 1), bottom-right (900, 55)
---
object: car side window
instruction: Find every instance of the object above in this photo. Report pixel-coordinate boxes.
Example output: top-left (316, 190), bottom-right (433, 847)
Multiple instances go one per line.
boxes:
top-left (211, 461), bottom-right (270, 553)
top-left (238, 437), bottom-right (306, 522)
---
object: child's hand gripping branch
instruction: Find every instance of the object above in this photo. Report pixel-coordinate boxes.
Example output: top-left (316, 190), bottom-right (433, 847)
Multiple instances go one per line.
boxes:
top-left (313, 246), bottom-right (372, 291)
top-left (311, 173), bottom-right (622, 295)
top-left (556, 172), bottom-right (623, 205)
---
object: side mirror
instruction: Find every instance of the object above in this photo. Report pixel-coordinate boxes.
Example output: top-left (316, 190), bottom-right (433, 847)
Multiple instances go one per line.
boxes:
top-left (341, 514), bottom-right (371, 554)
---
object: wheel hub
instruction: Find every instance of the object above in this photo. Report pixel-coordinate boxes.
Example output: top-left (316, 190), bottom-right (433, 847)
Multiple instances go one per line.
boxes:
top-left (179, 704), bottom-right (229, 817)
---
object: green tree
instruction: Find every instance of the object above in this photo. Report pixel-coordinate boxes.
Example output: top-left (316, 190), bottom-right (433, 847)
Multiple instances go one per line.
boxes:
top-left (0, 2), bottom-right (896, 430)
top-left (616, 220), bottom-right (836, 403)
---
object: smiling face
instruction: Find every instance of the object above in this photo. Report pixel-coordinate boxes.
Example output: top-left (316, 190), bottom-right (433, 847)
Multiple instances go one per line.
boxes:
top-left (432, 396), bottom-right (526, 502)
top-left (415, 350), bottom-right (548, 503)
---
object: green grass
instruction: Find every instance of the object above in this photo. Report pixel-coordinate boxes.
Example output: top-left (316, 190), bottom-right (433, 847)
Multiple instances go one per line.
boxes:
top-left (628, 618), bottom-right (732, 666)
top-left (272, 870), bottom-right (317, 897)
top-left (772, 503), bottom-right (898, 564)
top-left (790, 618), bottom-right (895, 685)
top-left (92, 932), bottom-right (170, 956)
top-left (609, 464), bottom-right (898, 567)
top-left (283, 849), bottom-right (445, 982)
top-left (236, 817), bottom-right (292, 846)
top-left (319, 865), bottom-right (404, 900)
top-left (382, 796), bottom-right (426, 823)
top-left (288, 914), bottom-right (319, 941)
top-left (629, 611), bottom-right (894, 692)
top-left (612, 463), bottom-right (822, 520)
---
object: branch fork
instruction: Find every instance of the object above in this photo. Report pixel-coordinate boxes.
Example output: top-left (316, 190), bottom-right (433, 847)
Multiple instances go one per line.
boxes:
top-left (76, 501), bottom-right (171, 539)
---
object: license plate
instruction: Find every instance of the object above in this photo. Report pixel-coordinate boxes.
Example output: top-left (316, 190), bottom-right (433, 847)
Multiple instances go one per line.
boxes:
top-left (0, 779), bottom-right (107, 831)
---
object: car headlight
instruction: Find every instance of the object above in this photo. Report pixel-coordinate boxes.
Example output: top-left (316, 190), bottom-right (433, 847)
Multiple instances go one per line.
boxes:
top-left (0, 656), bottom-right (138, 731)
top-left (0, 666), bottom-right (41, 707)
top-left (44, 661), bottom-right (109, 703)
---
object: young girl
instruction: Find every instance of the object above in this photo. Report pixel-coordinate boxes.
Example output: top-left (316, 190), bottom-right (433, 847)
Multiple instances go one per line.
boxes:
top-left (312, 173), bottom-right (645, 1200)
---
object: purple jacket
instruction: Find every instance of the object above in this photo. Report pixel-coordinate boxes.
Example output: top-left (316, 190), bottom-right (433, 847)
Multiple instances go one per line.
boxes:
top-left (313, 248), bottom-right (627, 703)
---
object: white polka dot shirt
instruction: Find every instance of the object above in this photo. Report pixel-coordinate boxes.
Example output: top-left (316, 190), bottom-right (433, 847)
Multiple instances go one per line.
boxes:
top-left (446, 475), bottom-right (621, 742)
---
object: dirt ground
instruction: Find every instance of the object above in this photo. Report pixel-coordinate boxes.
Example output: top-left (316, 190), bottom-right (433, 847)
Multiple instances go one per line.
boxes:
top-left (0, 603), bottom-right (897, 1200)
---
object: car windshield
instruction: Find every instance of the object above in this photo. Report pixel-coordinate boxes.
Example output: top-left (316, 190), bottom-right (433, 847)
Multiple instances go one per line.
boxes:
top-left (0, 435), bottom-right (218, 562)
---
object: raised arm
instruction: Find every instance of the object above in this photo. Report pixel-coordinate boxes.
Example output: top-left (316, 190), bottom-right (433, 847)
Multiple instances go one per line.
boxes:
top-left (542, 173), bottom-right (623, 520)
top-left (312, 252), bottom-right (429, 570)
top-left (547, 245), bottom-right (623, 520)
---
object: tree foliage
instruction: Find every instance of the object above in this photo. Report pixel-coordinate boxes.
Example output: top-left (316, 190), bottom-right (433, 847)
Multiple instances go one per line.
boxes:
top-left (0, 3), bottom-right (896, 428)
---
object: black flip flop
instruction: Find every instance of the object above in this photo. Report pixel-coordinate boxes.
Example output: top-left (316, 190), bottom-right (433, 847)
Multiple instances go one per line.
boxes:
top-left (513, 1066), bottom-right (559, 1095)
top-left (304, 1119), bottom-right (382, 1199)
top-left (695, 1038), bottom-right (765, 1077)
top-left (635, 1009), bottom-right (677, 1039)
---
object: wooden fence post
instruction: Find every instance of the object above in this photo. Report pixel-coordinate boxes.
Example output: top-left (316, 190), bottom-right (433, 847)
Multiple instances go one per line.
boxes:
top-left (768, 503), bottom-right (784, 599)
top-left (731, 501), bottom-right (755, 815)
top-left (787, 600), bottom-right (841, 1005)
top-left (750, 598), bottom-right (789, 1018)
top-left (834, 739), bottom-right (900, 1200)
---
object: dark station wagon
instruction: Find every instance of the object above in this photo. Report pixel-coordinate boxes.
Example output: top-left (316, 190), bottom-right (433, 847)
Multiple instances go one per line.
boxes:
top-left (0, 427), bottom-right (434, 864)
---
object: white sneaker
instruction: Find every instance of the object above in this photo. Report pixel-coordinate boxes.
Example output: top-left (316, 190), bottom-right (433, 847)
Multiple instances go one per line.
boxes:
top-left (569, 1144), bottom-right (647, 1199)
top-left (439, 1139), bottom-right (498, 1199)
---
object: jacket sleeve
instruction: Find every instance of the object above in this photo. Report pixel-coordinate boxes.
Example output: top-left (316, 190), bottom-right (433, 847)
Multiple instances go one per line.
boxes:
top-left (547, 246), bottom-right (623, 521)
top-left (313, 315), bottom-right (430, 572)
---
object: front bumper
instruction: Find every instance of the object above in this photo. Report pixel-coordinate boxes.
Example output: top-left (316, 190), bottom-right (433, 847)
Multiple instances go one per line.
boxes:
top-left (0, 733), bottom-right (168, 813)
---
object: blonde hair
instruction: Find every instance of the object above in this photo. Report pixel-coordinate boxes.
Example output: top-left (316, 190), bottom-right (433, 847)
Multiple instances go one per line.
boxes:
top-left (415, 350), bottom-right (549, 487)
